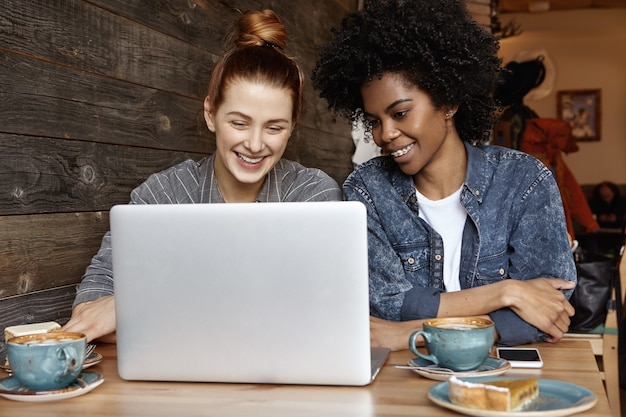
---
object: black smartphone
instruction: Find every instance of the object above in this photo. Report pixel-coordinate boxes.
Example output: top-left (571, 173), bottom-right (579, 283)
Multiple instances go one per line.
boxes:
top-left (496, 347), bottom-right (544, 368)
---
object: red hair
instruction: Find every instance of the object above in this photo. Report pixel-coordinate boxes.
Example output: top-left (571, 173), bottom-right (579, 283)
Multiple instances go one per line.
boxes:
top-left (206, 10), bottom-right (304, 124)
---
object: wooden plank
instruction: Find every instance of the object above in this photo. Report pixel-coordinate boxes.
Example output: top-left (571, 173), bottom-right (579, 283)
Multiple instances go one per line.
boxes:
top-left (0, 133), bottom-right (208, 215)
top-left (0, 286), bottom-right (76, 357)
top-left (0, 0), bottom-right (216, 98)
top-left (87, 0), bottom-right (254, 50)
top-left (0, 212), bottom-right (110, 297)
top-left (286, 125), bottom-right (354, 185)
top-left (0, 50), bottom-right (214, 153)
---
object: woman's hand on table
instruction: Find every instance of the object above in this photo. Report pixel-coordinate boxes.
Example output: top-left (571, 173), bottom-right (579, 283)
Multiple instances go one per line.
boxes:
top-left (370, 316), bottom-right (426, 351)
top-left (506, 278), bottom-right (576, 343)
top-left (63, 295), bottom-right (117, 343)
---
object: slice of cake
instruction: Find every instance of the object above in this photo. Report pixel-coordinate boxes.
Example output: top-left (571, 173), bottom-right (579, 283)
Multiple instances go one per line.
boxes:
top-left (4, 321), bottom-right (61, 343)
top-left (448, 375), bottom-right (539, 411)
top-left (3, 321), bottom-right (62, 367)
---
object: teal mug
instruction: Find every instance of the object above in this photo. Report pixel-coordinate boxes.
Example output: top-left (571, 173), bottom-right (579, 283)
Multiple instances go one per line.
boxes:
top-left (409, 317), bottom-right (494, 372)
top-left (7, 332), bottom-right (86, 391)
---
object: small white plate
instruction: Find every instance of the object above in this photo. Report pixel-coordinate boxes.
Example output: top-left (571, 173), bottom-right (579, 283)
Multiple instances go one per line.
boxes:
top-left (407, 356), bottom-right (511, 381)
top-left (0, 371), bottom-right (104, 402)
top-left (0, 351), bottom-right (102, 374)
top-left (428, 377), bottom-right (597, 416)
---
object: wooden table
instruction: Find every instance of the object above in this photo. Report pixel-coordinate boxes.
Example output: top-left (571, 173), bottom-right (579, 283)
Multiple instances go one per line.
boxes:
top-left (0, 340), bottom-right (612, 416)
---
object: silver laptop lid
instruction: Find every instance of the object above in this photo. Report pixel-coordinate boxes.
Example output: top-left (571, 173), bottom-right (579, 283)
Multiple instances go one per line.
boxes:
top-left (112, 201), bottom-right (382, 385)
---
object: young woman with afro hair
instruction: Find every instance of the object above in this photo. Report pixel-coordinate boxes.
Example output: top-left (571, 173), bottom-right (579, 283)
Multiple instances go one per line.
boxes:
top-left (312, 0), bottom-right (576, 350)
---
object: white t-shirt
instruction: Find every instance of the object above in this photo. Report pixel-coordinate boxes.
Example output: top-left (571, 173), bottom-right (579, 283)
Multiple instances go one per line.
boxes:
top-left (415, 186), bottom-right (466, 292)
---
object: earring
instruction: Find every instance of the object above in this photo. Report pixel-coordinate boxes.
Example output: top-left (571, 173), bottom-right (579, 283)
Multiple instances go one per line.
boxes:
top-left (445, 110), bottom-right (455, 119)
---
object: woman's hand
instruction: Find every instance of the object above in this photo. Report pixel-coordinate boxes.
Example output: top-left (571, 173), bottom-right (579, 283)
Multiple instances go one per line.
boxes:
top-left (370, 316), bottom-right (425, 351)
top-left (62, 296), bottom-right (117, 343)
top-left (506, 278), bottom-right (576, 343)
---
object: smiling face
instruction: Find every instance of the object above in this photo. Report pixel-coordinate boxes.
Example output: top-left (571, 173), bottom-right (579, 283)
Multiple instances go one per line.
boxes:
top-left (204, 79), bottom-right (294, 202)
top-left (361, 73), bottom-right (460, 178)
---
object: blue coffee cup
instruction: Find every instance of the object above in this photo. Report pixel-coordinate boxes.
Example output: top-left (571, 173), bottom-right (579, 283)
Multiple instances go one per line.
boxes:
top-left (7, 332), bottom-right (86, 391)
top-left (409, 317), bottom-right (494, 372)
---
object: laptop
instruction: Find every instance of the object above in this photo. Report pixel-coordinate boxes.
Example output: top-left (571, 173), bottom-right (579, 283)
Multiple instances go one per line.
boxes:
top-left (111, 201), bottom-right (389, 386)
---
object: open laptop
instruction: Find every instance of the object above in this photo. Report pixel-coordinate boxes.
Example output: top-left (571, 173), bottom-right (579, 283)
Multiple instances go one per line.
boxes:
top-left (111, 201), bottom-right (389, 386)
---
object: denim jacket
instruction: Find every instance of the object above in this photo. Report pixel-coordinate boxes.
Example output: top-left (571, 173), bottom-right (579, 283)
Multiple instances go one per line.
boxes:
top-left (343, 142), bottom-right (576, 346)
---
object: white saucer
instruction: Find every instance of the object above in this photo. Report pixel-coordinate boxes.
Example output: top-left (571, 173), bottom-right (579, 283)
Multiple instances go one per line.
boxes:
top-left (408, 356), bottom-right (511, 381)
top-left (0, 371), bottom-right (104, 402)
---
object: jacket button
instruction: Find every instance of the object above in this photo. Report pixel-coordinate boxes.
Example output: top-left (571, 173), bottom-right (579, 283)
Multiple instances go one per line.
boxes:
top-left (499, 268), bottom-right (505, 275)
top-left (435, 254), bottom-right (442, 261)
top-left (408, 257), bottom-right (415, 265)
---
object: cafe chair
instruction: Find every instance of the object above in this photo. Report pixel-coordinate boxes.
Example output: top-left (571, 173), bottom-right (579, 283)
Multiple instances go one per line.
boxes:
top-left (564, 228), bottom-right (625, 417)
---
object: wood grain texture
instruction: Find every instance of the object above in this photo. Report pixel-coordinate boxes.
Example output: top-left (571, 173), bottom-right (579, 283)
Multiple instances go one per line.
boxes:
top-left (0, 133), bottom-right (208, 215)
top-left (0, 51), bottom-right (214, 153)
top-left (0, 0), bottom-right (216, 98)
top-left (0, 212), bottom-right (110, 297)
top-left (0, 341), bottom-right (612, 416)
top-left (88, 0), bottom-right (233, 49)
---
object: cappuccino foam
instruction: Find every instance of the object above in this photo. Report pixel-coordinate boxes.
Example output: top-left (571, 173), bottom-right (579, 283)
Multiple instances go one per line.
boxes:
top-left (435, 323), bottom-right (480, 330)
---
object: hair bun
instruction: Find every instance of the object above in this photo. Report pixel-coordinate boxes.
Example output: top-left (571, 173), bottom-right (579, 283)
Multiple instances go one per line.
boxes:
top-left (235, 9), bottom-right (287, 50)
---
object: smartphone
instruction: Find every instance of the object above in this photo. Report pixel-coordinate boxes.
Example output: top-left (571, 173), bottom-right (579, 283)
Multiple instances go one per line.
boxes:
top-left (496, 347), bottom-right (544, 368)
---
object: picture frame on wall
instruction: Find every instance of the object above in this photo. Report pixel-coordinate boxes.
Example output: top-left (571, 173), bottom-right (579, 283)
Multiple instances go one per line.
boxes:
top-left (556, 89), bottom-right (601, 142)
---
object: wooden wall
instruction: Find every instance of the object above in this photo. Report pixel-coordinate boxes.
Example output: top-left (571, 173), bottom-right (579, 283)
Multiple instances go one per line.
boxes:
top-left (0, 0), bottom-right (355, 346)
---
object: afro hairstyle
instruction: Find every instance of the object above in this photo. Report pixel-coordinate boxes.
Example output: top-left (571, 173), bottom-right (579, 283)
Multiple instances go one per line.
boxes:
top-left (312, 0), bottom-right (503, 144)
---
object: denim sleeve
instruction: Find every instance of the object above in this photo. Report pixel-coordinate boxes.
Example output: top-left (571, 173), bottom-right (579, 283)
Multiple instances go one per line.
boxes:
top-left (400, 287), bottom-right (442, 320)
top-left (344, 173), bottom-right (441, 321)
top-left (508, 164), bottom-right (577, 288)
top-left (490, 309), bottom-right (544, 346)
top-left (494, 165), bottom-right (576, 345)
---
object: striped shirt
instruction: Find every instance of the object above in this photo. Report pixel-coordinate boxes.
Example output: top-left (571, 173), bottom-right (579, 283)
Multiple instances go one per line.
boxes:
top-left (73, 155), bottom-right (341, 306)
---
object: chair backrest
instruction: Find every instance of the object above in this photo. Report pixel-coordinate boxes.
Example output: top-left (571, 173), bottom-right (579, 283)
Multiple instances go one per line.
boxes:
top-left (617, 226), bottom-right (626, 391)
top-left (617, 234), bottom-right (626, 306)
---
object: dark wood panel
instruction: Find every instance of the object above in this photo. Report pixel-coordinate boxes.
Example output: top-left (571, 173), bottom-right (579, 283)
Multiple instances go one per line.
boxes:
top-left (286, 126), bottom-right (354, 185)
top-left (0, 0), bottom-right (216, 98)
top-left (0, 212), bottom-right (109, 297)
top-left (0, 134), bottom-right (208, 215)
top-left (0, 51), bottom-right (213, 152)
top-left (0, 286), bottom-right (76, 357)
top-left (87, 0), bottom-right (252, 50)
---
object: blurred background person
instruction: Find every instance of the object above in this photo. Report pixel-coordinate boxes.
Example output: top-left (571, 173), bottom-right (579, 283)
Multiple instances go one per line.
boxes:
top-left (588, 181), bottom-right (626, 229)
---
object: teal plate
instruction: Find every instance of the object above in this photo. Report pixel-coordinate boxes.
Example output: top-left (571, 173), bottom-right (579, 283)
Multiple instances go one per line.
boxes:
top-left (428, 377), bottom-right (597, 417)
top-left (408, 356), bottom-right (511, 381)
top-left (0, 371), bottom-right (104, 402)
